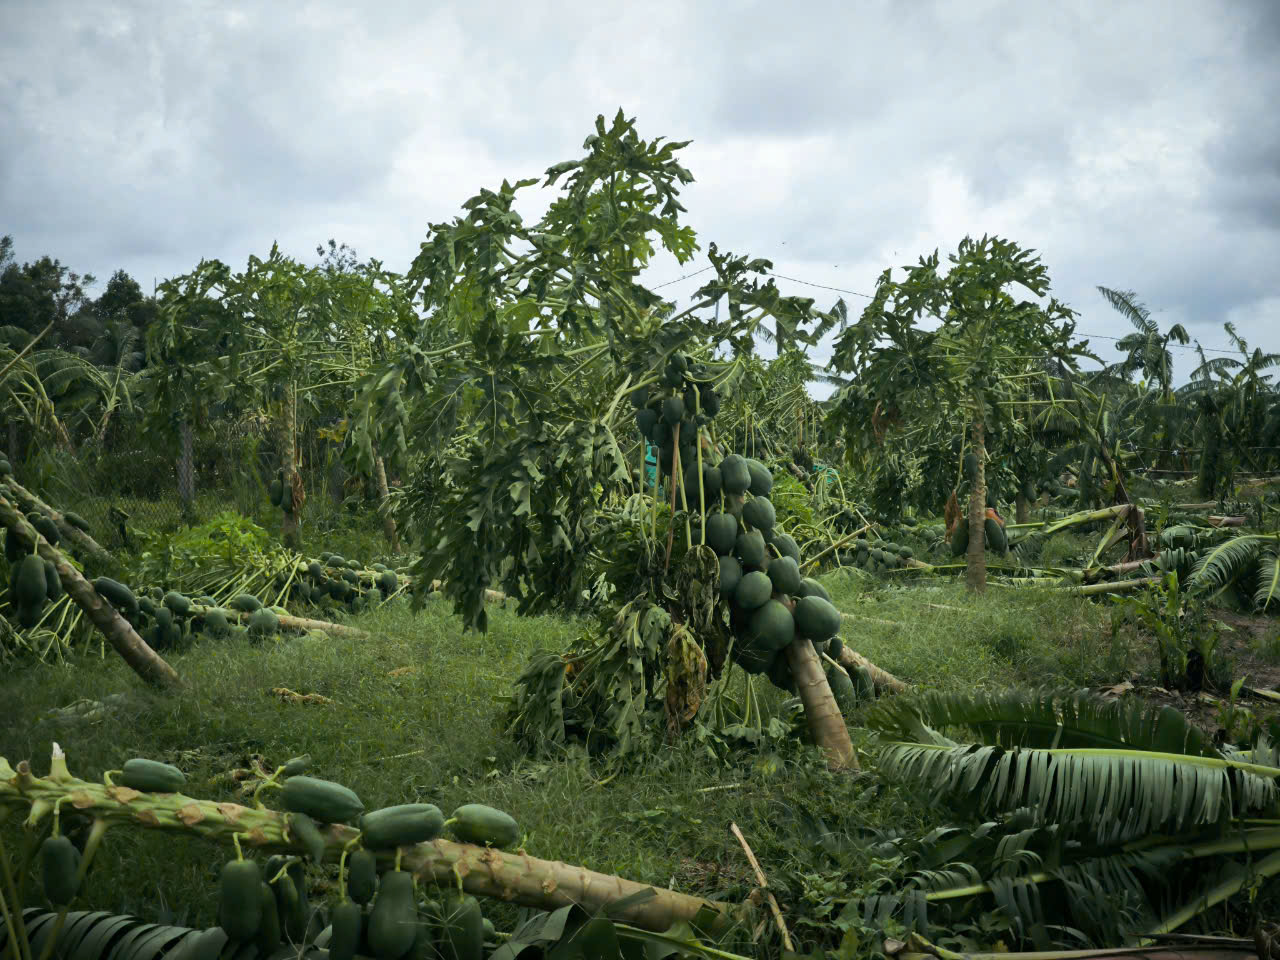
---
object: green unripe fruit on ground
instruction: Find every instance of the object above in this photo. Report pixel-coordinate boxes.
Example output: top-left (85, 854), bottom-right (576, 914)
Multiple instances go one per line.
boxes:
top-left (28, 512), bottom-right (59, 545)
top-left (359, 803), bottom-right (446, 849)
top-left (795, 595), bottom-right (842, 642)
top-left (328, 900), bottom-right (362, 960)
top-left (367, 870), bottom-right (417, 960)
top-left (43, 559), bottom-right (62, 602)
top-left (218, 859), bottom-right (263, 942)
top-left (63, 510), bottom-right (91, 532)
top-left (747, 600), bottom-right (795, 652)
top-left (745, 458), bottom-right (773, 497)
top-left (40, 835), bottom-right (81, 906)
top-left (120, 758), bottom-right (186, 792)
top-left (448, 804), bottom-right (520, 848)
top-left (441, 892), bottom-right (485, 960)
top-left (734, 570), bottom-right (772, 611)
top-left (281, 776), bottom-right (365, 824)
top-left (229, 593), bottom-right (263, 613)
top-left (248, 608), bottom-right (279, 639)
top-left (201, 609), bottom-right (231, 637)
top-left (15, 553), bottom-right (47, 608)
top-left (163, 591), bottom-right (192, 618)
top-left (346, 848), bottom-right (378, 905)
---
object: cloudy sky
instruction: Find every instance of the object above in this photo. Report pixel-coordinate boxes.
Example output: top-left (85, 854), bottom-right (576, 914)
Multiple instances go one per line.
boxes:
top-left (3, 0), bottom-right (1278, 395)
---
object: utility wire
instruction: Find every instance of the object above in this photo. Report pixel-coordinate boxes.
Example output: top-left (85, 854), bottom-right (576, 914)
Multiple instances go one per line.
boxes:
top-left (655, 264), bottom-right (1254, 357)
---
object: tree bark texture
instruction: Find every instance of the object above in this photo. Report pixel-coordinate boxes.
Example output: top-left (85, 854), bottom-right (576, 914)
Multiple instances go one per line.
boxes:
top-left (0, 495), bottom-right (181, 689)
top-left (6, 478), bottom-right (117, 571)
top-left (785, 637), bottom-right (857, 770)
top-left (279, 385), bottom-right (303, 549)
top-left (0, 755), bottom-right (738, 935)
top-left (373, 453), bottom-right (400, 553)
top-left (1015, 491), bottom-right (1030, 525)
top-left (966, 419), bottom-right (988, 592)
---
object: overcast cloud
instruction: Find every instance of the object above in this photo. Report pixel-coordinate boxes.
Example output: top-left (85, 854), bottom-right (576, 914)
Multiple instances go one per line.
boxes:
top-left (3, 0), bottom-right (1278, 396)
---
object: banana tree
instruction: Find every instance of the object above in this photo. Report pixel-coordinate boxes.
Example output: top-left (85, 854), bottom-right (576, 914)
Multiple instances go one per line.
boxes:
top-left (829, 236), bottom-right (1088, 591)
top-left (849, 688), bottom-right (1280, 948)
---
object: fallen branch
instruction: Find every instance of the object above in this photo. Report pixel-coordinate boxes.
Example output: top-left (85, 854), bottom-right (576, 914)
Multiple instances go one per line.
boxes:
top-left (189, 603), bottom-right (370, 641)
top-left (5, 478), bottom-right (117, 571)
top-left (837, 645), bottom-right (910, 694)
top-left (0, 493), bottom-right (180, 689)
top-left (729, 822), bottom-right (792, 952)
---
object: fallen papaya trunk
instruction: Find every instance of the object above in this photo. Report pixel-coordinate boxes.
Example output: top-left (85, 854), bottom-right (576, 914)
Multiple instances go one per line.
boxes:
top-left (0, 749), bottom-right (741, 936)
top-left (5, 478), bottom-right (117, 571)
top-left (837, 646), bottom-right (910, 694)
top-left (0, 494), bottom-right (180, 689)
top-left (188, 603), bottom-right (370, 641)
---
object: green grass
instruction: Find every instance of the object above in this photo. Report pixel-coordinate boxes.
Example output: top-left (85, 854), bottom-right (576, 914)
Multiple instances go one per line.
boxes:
top-left (0, 574), bottom-right (1144, 946)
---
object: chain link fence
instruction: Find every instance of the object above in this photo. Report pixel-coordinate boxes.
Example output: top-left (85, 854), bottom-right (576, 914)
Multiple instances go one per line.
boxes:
top-left (9, 410), bottom-right (375, 553)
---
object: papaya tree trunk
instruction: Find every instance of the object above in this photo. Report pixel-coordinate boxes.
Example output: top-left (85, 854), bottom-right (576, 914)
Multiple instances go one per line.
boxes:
top-left (373, 453), bottom-right (400, 553)
top-left (785, 637), bottom-right (857, 770)
top-left (330, 444), bottom-right (346, 506)
top-left (1015, 491), bottom-right (1030, 525)
top-left (177, 418), bottom-right (195, 516)
top-left (966, 417), bottom-right (987, 592)
top-left (1, 751), bottom-right (738, 935)
top-left (0, 496), bottom-right (181, 689)
top-left (279, 385), bottom-right (302, 549)
top-left (6, 478), bottom-right (116, 571)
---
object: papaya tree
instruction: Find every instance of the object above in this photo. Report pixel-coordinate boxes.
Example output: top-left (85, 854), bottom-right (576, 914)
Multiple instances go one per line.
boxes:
top-left (828, 235), bottom-right (1087, 591)
top-left (143, 260), bottom-right (238, 517)
top-left (360, 112), bottom-right (858, 767)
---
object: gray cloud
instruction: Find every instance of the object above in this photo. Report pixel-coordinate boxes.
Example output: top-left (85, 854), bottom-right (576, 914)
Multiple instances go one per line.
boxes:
top-left (1, 0), bottom-right (1275, 387)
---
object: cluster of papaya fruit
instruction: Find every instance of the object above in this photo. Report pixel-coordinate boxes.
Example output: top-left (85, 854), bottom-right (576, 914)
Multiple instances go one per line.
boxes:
top-left (89, 578), bottom-right (286, 649)
top-left (5, 543), bottom-right (62, 628)
top-left (632, 353), bottom-right (845, 693)
top-left (291, 553), bottom-right (400, 613)
top-left (87, 757), bottom-right (517, 960)
top-left (267, 470), bottom-right (296, 516)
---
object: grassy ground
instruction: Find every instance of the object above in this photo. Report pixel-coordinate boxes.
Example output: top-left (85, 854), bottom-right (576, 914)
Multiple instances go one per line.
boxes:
top-left (1, 572), bottom-right (1130, 943)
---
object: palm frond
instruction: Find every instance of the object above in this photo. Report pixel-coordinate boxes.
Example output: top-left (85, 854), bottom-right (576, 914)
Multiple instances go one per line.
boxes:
top-left (874, 739), bottom-right (1276, 844)
top-left (868, 688), bottom-right (1219, 755)
top-left (1255, 550), bottom-right (1280, 612)
top-left (1187, 534), bottom-right (1272, 595)
top-left (1097, 286), bottom-right (1156, 337)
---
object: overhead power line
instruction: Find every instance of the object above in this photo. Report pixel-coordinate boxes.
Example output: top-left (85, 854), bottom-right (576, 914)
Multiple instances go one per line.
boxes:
top-left (651, 264), bottom-right (1253, 357)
